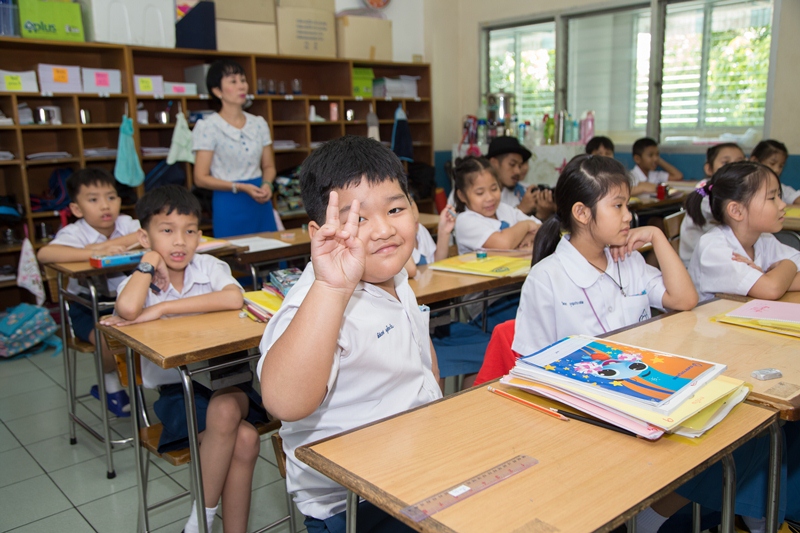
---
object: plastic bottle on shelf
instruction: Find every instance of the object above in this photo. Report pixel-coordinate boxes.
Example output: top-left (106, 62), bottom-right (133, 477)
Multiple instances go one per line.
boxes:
top-left (477, 119), bottom-right (488, 145)
top-left (523, 121), bottom-right (532, 144)
top-left (544, 115), bottom-right (555, 145)
top-left (508, 114), bottom-right (519, 137)
top-left (581, 111), bottom-right (595, 143)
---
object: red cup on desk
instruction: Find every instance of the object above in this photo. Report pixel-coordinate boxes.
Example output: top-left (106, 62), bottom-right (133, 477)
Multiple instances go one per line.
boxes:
top-left (657, 183), bottom-right (668, 200)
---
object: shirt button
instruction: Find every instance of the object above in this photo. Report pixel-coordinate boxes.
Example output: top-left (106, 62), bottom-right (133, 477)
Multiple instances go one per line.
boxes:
top-left (608, 307), bottom-right (613, 312)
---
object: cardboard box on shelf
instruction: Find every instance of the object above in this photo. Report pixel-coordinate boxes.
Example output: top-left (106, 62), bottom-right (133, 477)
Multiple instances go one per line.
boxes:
top-left (0, 70), bottom-right (39, 93)
top-left (351, 67), bottom-right (374, 98)
top-left (37, 64), bottom-right (82, 94)
top-left (76, 0), bottom-right (175, 47)
top-left (184, 64), bottom-right (211, 95)
top-left (217, 20), bottom-right (277, 55)
top-left (276, 6), bottom-right (335, 58)
top-left (164, 82), bottom-right (198, 96)
top-left (214, 0), bottom-right (275, 24)
top-left (336, 16), bottom-right (392, 61)
top-left (373, 76), bottom-right (419, 98)
top-left (275, 0), bottom-right (334, 12)
top-left (81, 68), bottom-right (122, 94)
top-left (134, 75), bottom-right (165, 96)
top-left (18, 0), bottom-right (84, 42)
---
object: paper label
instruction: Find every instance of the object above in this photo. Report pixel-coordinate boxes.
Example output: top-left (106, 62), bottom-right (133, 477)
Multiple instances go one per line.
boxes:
top-left (138, 77), bottom-right (153, 93)
top-left (52, 68), bottom-right (69, 84)
top-left (172, 85), bottom-right (185, 94)
top-left (4, 75), bottom-right (22, 91)
top-left (448, 485), bottom-right (471, 497)
top-left (94, 72), bottom-right (110, 87)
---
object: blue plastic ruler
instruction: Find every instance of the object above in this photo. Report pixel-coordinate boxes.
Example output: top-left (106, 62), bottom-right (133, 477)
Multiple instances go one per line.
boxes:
top-left (400, 454), bottom-right (538, 523)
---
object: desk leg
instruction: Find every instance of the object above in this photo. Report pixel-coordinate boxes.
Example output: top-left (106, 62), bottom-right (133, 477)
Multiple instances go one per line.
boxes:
top-left (692, 502), bottom-right (702, 533)
top-left (346, 490), bottom-right (358, 533)
top-left (720, 454), bottom-right (737, 533)
top-left (481, 290), bottom-right (488, 333)
top-left (626, 517), bottom-right (637, 532)
top-left (766, 421), bottom-right (782, 533)
top-left (89, 282), bottom-right (116, 479)
top-left (127, 347), bottom-right (149, 533)
top-left (58, 272), bottom-right (78, 446)
top-left (180, 367), bottom-right (207, 533)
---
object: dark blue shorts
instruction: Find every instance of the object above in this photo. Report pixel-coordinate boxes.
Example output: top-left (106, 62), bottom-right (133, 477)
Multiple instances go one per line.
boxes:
top-left (304, 501), bottom-right (414, 533)
top-left (154, 377), bottom-right (268, 454)
top-left (68, 300), bottom-right (114, 343)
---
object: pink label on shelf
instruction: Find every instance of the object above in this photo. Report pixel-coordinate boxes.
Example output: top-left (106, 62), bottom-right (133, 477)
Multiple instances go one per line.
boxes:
top-left (173, 85), bottom-right (186, 94)
top-left (94, 72), bottom-right (110, 87)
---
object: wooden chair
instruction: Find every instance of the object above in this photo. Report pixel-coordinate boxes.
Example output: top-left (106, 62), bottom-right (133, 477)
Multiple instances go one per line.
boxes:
top-left (118, 353), bottom-right (293, 533)
top-left (270, 433), bottom-right (299, 533)
top-left (663, 209), bottom-right (686, 254)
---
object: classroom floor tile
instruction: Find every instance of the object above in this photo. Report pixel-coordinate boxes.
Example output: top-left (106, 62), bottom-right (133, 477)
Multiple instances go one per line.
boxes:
top-left (0, 422), bottom-right (20, 453)
top-left (0, 447), bottom-right (44, 489)
top-left (8, 508), bottom-right (95, 533)
top-left (25, 431), bottom-right (120, 473)
top-left (0, 474), bottom-right (73, 531)
top-left (0, 384), bottom-right (71, 422)
top-left (0, 368), bottom-right (57, 400)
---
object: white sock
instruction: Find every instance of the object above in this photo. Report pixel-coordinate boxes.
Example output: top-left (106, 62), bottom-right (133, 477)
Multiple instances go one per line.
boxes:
top-left (742, 516), bottom-right (766, 533)
top-left (183, 502), bottom-right (217, 533)
top-left (104, 371), bottom-right (122, 394)
top-left (635, 507), bottom-right (670, 533)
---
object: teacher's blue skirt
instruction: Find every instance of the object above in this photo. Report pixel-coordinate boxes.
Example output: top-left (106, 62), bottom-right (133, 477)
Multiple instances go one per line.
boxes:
top-left (212, 177), bottom-right (278, 238)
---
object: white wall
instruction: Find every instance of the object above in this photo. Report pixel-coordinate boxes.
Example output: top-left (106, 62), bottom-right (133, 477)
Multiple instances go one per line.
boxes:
top-left (334, 0), bottom-right (424, 63)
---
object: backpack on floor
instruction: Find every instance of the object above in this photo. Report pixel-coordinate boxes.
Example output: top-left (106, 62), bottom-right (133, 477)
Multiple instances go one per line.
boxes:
top-left (0, 303), bottom-right (59, 358)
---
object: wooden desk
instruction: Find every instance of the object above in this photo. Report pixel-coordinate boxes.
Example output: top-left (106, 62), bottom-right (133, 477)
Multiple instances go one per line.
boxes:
top-left (629, 191), bottom-right (686, 211)
top-left (232, 228), bottom-right (312, 287)
top-left (409, 265), bottom-right (525, 306)
top-left (605, 298), bottom-right (800, 420)
top-left (783, 217), bottom-right (800, 232)
top-left (417, 213), bottom-right (440, 234)
top-left (779, 291), bottom-right (800, 304)
top-left (98, 311), bottom-right (266, 533)
top-left (297, 384), bottom-right (777, 533)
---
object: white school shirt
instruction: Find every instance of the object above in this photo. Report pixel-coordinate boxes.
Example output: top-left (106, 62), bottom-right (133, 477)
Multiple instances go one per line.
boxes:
top-left (454, 203), bottom-right (540, 255)
top-left (689, 225), bottom-right (800, 301)
top-left (49, 215), bottom-right (141, 295)
top-left (782, 183), bottom-right (800, 205)
top-left (679, 196), bottom-right (713, 267)
top-left (257, 264), bottom-right (441, 520)
top-left (630, 165), bottom-right (669, 186)
top-left (412, 223), bottom-right (437, 265)
top-left (192, 112), bottom-right (272, 182)
top-left (115, 254), bottom-right (243, 388)
top-left (512, 235), bottom-right (667, 356)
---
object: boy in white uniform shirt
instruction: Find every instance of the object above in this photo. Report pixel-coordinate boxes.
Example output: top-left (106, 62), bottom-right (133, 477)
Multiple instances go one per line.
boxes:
top-left (258, 136), bottom-right (441, 533)
top-left (629, 137), bottom-right (683, 196)
top-left (37, 168), bottom-right (140, 417)
top-left (102, 185), bottom-right (267, 533)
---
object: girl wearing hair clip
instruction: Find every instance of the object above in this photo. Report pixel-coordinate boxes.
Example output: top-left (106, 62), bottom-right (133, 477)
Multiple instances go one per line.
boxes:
top-left (687, 160), bottom-right (800, 301)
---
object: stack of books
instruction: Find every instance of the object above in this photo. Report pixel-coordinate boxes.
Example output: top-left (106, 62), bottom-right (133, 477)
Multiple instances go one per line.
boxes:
top-left (243, 288), bottom-right (284, 322)
top-left (714, 299), bottom-right (800, 338)
top-left (499, 336), bottom-right (746, 440)
top-left (430, 253), bottom-right (531, 278)
top-left (268, 268), bottom-right (303, 297)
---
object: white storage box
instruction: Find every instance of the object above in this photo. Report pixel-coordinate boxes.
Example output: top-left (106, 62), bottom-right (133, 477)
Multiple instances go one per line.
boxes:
top-left (38, 64), bottom-right (82, 94)
top-left (81, 68), bottom-right (122, 94)
top-left (164, 82), bottom-right (198, 96)
top-left (76, 0), bottom-right (175, 48)
top-left (373, 76), bottom-right (419, 98)
top-left (134, 75), bottom-right (165, 96)
top-left (184, 64), bottom-right (211, 95)
top-left (0, 70), bottom-right (38, 92)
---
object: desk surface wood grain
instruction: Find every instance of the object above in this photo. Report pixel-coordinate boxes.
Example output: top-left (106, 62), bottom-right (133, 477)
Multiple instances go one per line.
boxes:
top-left (409, 265), bottom-right (525, 306)
top-left (298, 384), bottom-right (775, 533)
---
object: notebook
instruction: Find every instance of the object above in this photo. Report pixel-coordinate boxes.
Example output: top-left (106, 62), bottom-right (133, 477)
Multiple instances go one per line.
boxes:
top-left (429, 253), bottom-right (530, 278)
top-left (229, 237), bottom-right (291, 253)
top-left (713, 299), bottom-right (800, 337)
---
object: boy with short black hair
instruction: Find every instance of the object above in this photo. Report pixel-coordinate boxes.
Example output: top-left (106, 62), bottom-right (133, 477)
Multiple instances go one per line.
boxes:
top-left (258, 135), bottom-right (441, 533)
top-left (38, 167), bottom-right (140, 416)
top-left (586, 136), bottom-right (615, 157)
top-left (630, 137), bottom-right (683, 196)
top-left (102, 185), bottom-right (265, 533)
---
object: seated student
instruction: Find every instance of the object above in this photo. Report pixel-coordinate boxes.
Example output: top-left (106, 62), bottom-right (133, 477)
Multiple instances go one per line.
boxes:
top-left (101, 186), bottom-right (266, 533)
top-left (485, 136), bottom-right (542, 216)
top-left (258, 136), bottom-right (441, 533)
top-left (585, 135), bottom-right (615, 157)
top-left (37, 167), bottom-right (140, 417)
top-left (403, 190), bottom-right (455, 277)
top-left (687, 161), bottom-right (800, 301)
top-left (679, 143), bottom-right (745, 266)
top-left (750, 139), bottom-right (800, 205)
top-left (630, 137), bottom-right (683, 196)
top-left (453, 156), bottom-right (540, 255)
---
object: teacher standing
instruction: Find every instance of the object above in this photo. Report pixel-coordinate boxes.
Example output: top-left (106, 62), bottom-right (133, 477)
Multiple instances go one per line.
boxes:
top-left (193, 59), bottom-right (278, 238)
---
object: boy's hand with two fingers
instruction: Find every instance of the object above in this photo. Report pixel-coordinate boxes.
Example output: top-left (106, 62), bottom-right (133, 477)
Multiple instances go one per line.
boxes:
top-left (311, 191), bottom-right (366, 294)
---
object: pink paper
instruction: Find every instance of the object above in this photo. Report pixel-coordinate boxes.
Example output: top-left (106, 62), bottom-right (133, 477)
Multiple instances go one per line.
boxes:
top-left (173, 85), bottom-right (186, 93)
top-left (727, 299), bottom-right (800, 324)
top-left (94, 72), bottom-right (110, 87)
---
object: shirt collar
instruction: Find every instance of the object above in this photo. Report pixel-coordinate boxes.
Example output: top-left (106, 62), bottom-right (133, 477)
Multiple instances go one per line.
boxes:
top-left (555, 235), bottom-right (608, 289)
top-left (211, 112), bottom-right (257, 141)
top-left (630, 165), bottom-right (647, 183)
top-left (76, 217), bottom-right (123, 244)
top-left (357, 268), bottom-right (409, 302)
top-left (165, 255), bottom-right (210, 297)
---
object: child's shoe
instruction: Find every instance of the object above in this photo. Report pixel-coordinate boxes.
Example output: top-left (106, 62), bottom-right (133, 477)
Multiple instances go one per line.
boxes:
top-left (90, 385), bottom-right (131, 417)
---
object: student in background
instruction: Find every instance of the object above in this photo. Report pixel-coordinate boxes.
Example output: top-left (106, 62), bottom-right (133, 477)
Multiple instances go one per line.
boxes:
top-left (37, 168), bottom-right (140, 417)
top-left (678, 143), bottom-right (746, 266)
top-left (585, 136), bottom-right (615, 157)
top-left (486, 136), bottom-right (540, 216)
top-left (258, 136), bottom-right (440, 533)
top-left (403, 190), bottom-right (455, 277)
top-left (511, 154), bottom-right (696, 358)
top-left (453, 156), bottom-right (540, 255)
top-left (102, 186), bottom-right (266, 533)
top-left (687, 161), bottom-right (800, 301)
top-left (750, 139), bottom-right (800, 205)
top-left (629, 137), bottom-right (683, 196)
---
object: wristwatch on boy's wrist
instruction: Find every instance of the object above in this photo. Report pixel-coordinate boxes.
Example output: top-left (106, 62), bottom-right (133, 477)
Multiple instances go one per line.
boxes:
top-left (136, 262), bottom-right (155, 276)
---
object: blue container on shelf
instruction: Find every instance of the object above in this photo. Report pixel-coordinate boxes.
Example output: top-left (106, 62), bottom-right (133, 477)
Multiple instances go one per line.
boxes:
top-left (0, 2), bottom-right (20, 37)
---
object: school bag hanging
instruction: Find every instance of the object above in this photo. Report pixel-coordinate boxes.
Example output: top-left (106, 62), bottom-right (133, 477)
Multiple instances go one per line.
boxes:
top-left (167, 106), bottom-right (195, 165)
top-left (0, 303), bottom-right (60, 358)
top-left (367, 105), bottom-right (380, 141)
top-left (114, 115), bottom-right (145, 187)
top-left (391, 105), bottom-right (414, 162)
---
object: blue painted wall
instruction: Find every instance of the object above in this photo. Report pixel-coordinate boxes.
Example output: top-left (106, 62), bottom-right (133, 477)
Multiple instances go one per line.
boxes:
top-left (433, 150), bottom-right (800, 193)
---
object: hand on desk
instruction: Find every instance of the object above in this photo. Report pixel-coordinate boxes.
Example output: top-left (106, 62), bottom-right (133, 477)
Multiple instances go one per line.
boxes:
top-left (100, 305), bottom-right (164, 327)
top-left (312, 191), bottom-right (366, 293)
top-left (85, 241), bottom-right (128, 256)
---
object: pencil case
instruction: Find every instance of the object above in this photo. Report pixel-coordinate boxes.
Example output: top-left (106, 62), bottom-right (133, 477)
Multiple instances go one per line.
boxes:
top-left (89, 251), bottom-right (146, 268)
